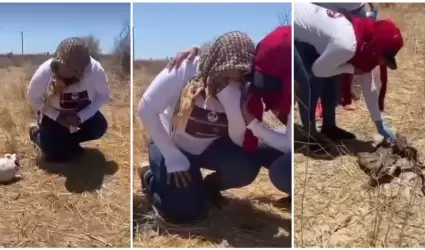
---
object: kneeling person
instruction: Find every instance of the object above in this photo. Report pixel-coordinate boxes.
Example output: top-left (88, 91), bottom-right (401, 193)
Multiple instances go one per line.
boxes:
top-left (27, 37), bottom-right (111, 162)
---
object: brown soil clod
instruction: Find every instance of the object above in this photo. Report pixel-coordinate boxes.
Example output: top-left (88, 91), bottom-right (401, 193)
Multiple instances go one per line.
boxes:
top-left (357, 133), bottom-right (425, 195)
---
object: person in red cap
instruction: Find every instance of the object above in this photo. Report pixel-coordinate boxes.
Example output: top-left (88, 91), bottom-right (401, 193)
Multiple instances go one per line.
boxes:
top-left (294, 2), bottom-right (403, 153)
top-left (315, 2), bottom-right (382, 111)
top-left (167, 26), bottom-right (293, 199)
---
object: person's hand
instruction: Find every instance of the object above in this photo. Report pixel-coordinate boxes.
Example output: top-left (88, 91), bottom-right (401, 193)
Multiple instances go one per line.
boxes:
top-left (167, 171), bottom-right (192, 188)
top-left (241, 95), bottom-right (256, 124)
top-left (167, 46), bottom-right (199, 71)
top-left (374, 120), bottom-right (396, 143)
top-left (56, 113), bottom-right (71, 127)
top-left (65, 115), bottom-right (81, 127)
top-left (56, 113), bottom-right (81, 127)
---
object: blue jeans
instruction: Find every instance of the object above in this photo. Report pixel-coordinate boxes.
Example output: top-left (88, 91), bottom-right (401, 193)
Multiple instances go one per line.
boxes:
top-left (145, 137), bottom-right (264, 223)
top-left (294, 41), bottom-right (340, 135)
top-left (251, 148), bottom-right (291, 195)
top-left (269, 154), bottom-right (292, 195)
top-left (33, 112), bottom-right (108, 162)
top-left (249, 131), bottom-right (291, 195)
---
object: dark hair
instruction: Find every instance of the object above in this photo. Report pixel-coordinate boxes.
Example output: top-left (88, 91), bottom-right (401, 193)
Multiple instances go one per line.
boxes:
top-left (50, 61), bottom-right (60, 75)
top-left (337, 8), bottom-right (354, 23)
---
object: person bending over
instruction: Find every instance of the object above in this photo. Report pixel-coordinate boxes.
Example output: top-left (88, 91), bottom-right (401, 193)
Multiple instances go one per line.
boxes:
top-left (293, 2), bottom-right (403, 152)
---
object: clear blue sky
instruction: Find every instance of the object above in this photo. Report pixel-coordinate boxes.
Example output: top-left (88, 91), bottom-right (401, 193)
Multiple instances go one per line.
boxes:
top-left (134, 3), bottom-right (292, 59)
top-left (0, 3), bottom-right (130, 54)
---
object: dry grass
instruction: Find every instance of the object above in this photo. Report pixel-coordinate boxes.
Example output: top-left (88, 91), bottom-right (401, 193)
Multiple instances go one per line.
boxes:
top-left (294, 5), bottom-right (425, 248)
top-left (132, 60), bottom-right (291, 247)
top-left (0, 56), bottom-right (130, 247)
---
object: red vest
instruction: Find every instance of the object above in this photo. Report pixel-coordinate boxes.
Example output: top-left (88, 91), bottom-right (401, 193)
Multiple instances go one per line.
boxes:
top-left (242, 26), bottom-right (292, 152)
top-left (344, 17), bottom-right (402, 112)
top-left (254, 26), bottom-right (292, 116)
top-left (349, 17), bottom-right (403, 72)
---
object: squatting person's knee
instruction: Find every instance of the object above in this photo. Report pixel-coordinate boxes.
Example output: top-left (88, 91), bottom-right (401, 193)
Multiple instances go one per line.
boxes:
top-left (269, 155), bottom-right (292, 195)
top-left (92, 113), bottom-right (108, 140)
top-left (157, 193), bottom-right (207, 224)
top-left (231, 164), bottom-right (261, 188)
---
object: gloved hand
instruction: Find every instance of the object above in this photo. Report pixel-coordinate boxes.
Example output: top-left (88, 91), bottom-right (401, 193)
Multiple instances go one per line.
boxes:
top-left (374, 120), bottom-right (396, 143)
top-left (366, 9), bottom-right (378, 20)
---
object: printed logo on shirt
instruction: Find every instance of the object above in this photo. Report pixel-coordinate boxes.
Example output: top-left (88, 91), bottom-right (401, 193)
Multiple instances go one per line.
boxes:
top-left (60, 90), bottom-right (91, 112)
top-left (326, 9), bottom-right (343, 19)
top-left (184, 106), bottom-right (228, 139)
top-left (207, 111), bottom-right (219, 123)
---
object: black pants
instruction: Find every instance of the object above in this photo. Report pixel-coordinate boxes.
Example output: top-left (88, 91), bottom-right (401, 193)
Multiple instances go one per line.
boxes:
top-left (33, 112), bottom-right (108, 162)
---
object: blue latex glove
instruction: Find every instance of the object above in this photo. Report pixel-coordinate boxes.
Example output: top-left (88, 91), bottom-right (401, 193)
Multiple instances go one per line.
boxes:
top-left (366, 9), bottom-right (378, 20)
top-left (375, 120), bottom-right (396, 143)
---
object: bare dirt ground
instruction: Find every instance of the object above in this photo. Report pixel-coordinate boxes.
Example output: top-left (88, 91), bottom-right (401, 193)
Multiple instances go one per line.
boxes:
top-left (132, 60), bottom-right (291, 247)
top-left (0, 56), bottom-right (130, 247)
top-left (294, 4), bottom-right (425, 248)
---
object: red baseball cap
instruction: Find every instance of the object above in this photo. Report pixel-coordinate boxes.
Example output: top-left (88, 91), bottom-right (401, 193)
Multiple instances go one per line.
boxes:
top-left (372, 19), bottom-right (404, 70)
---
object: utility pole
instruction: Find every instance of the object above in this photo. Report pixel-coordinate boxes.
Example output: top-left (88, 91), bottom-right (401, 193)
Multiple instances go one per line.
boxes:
top-left (21, 31), bottom-right (23, 55)
top-left (132, 26), bottom-right (135, 61)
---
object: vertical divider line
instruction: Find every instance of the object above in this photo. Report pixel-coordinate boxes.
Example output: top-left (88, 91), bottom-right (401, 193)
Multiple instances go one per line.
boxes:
top-left (290, 2), bottom-right (295, 248)
top-left (130, 0), bottom-right (134, 248)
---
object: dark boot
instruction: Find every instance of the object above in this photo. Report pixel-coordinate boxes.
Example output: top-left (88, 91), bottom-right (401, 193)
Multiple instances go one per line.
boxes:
top-left (138, 165), bottom-right (151, 195)
top-left (321, 126), bottom-right (356, 141)
top-left (204, 174), bottom-right (228, 209)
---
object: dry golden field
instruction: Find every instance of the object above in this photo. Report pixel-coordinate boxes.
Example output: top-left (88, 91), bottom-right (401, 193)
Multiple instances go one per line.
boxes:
top-left (0, 55), bottom-right (130, 247)
top-left (294, 4), bottom-right (425, 247)
top-left (132, 60), bottom-right (291, 247)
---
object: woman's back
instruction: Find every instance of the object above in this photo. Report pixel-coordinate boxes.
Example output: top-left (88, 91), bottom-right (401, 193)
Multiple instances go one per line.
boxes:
top-left (294, 2), bottom-right (354, 55)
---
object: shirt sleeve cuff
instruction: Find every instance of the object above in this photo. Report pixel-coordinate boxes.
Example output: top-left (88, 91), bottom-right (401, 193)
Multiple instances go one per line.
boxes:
top-left (247, 118), bottom-right (261, 130)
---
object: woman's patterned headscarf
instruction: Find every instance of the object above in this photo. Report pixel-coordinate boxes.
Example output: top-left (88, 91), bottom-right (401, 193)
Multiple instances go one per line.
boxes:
top-left (41, 37), bottom-right (91, 120)
top-left (51, 37), bottom-right (91, 80)
top-left (47, 37), bottom-right (91, 96)
top-left (174, 31), bottom-right (255, 126)
top-left (197, 31), bottom-right (255, 97)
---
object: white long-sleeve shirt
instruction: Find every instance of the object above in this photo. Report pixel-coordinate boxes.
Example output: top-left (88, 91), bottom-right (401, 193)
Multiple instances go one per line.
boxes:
top-left (138, 57), bottom-right (248, 174)
top-left (247, 111), bottom-right (292, 153)
top-left (294, 2), bottom-right (357, 78)
top-left (295, 2), bottom-right (382, 122)
top-left (27, 57), bottom-right (111, 123)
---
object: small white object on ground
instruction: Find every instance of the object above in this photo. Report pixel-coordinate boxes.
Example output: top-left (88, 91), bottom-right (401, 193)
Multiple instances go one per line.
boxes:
top-left (0, 153), bottom-right (20, 183)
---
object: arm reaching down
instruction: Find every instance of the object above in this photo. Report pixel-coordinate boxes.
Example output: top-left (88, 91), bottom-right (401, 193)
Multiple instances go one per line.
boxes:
top-left (360, 72), bottom-right (382, 122)
top-left (138, 58), bottom-right (199, 173)
top-left (77, 62), bottom-right (111, 123)
top-left (27, 60), bottom-right (60, 121)
top-left (360, 72), bottom-right (396, 142)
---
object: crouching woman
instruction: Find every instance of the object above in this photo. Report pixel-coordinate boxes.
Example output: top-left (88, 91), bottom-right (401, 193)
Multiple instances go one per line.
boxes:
top-left (27, 37), bottom-right (111, 163)
top-left (137, 31), bottom-right (261, 223)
